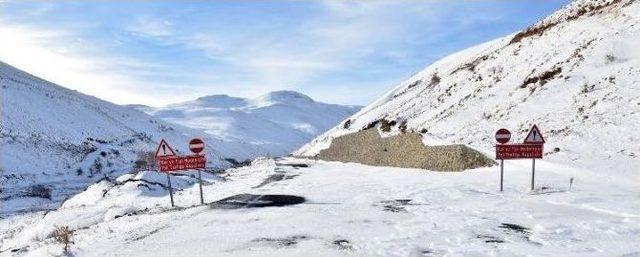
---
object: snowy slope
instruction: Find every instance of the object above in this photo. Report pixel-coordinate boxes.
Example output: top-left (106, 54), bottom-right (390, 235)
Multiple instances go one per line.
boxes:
top-left (1, 158), bottom-right (638, 256)
top-left (295, 0), bottom-right (640, 176)
top-left (0, 61), bottom-right (265, 216)
top-left (132, 91), bottom-right (359, 157)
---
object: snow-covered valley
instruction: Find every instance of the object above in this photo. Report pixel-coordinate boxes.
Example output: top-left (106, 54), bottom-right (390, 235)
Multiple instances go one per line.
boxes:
top-left (132, 91), bottom-right (359, 157)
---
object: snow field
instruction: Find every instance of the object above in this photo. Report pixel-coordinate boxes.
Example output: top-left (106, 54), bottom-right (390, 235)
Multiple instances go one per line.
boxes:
top-left (1, 157), bottom-right (637, 257)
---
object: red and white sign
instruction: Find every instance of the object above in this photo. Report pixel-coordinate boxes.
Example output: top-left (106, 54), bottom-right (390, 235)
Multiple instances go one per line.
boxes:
top-left (495, 125), bottom-right (546, 192)
top-left (155, 139), bottom-right (176, 158)
top-left (155, 139), bottom-right (206, 173)
top-left (189, 138), bottom-right (204, 154)
top-left (495, 129), bottom-right (511, 144)
top-left (496, 144), bottom-right (543, 159)
top-left (158, 155), bottom-right (206, 172)
top-left (523, 124), bottom-right (545, 144)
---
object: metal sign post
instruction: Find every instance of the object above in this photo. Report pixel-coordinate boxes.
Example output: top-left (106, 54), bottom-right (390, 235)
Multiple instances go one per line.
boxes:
top-left (197, 169), bottom-right (204, 205)
top-left (531, 158), bottom-right (536, 191)
top-left (166, 173), bottom-right (175, 207)
top-left (495, 129), bottom-right (511, 192)
top-left (500, 159), bottom-right (504, 192)
top-left (523, 125), bottom-right (544, 191)
top-left (569, 177), bottom-right (574, 191)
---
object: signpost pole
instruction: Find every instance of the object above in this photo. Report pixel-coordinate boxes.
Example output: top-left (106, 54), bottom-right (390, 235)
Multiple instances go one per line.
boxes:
top-left (531, 158), bottom-right (536, 191)
top-left (197, 169), bottom-right (204, 205)
top-left (500, 159), bottom-right (504, 192)
top-left (166, 173), bottom-right (175, 207)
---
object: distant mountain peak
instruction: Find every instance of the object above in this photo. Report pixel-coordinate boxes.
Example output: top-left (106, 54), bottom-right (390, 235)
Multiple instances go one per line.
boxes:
top-left (195, 94), bottom-right (243, 101)
top-left (136, 89), bottom-right (359, 157)
top-left (166, 90), bottom-right (317, 109)
top-left (174, 94), bottom-right (248, 108)
top-left (255, 90), bottom-right (315, 104)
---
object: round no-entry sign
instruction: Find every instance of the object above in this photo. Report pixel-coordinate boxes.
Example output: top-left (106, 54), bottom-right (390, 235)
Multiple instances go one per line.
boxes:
top-left (495, 129), bottom-right (511, 144)
top-left (189, 138), bottom-right (204, 154)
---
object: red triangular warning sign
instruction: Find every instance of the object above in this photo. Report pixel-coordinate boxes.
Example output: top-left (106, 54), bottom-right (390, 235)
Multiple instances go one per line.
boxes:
top-left (523, 124), bottom-right (545, 144)
top-left (155, 139), bottom-right (176, 158)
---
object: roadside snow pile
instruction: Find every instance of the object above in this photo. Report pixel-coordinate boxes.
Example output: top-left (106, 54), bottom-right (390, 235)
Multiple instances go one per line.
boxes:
top-left (0, 60), bottom-right (265, 216)
top-left (132, 90), bottom-right (360, 157)
top-left (15, 171), bottom-right (209, 243)
top-left (1, 158), bottom-right (637, 256)
top-left (295, 0), bottom-right (640, 176)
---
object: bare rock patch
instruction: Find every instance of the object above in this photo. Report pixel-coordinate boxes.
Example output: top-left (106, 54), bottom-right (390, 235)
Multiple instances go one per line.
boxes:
top-left (315, 128), bottom-right (494, 171)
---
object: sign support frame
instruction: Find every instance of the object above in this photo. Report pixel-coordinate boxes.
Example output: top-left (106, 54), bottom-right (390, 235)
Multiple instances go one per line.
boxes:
top-left (494, 125), bottom-right (545, 193)
top-left (155, 138), bottom-right (208, 207)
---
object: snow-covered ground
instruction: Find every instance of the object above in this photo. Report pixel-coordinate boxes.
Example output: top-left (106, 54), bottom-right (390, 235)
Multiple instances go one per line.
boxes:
top-left (1, 158), bottom-right (638, 257)
top-left (132, 91), bottom-right (359, 157)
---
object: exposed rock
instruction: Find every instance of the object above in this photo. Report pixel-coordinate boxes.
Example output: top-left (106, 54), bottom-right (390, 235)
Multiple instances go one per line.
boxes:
top-left (315, 129), bottom-right (494, 171)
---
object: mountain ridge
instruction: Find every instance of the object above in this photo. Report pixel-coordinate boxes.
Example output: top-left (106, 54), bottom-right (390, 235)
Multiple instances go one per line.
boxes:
top-left (295, 0), bottom-right (640, 176)
top-left (133, 90), bottom-right (360, 157)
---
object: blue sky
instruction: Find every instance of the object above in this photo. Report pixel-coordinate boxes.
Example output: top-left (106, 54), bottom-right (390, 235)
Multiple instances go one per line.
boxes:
top-left (0, 1), bottom-right (569, 106)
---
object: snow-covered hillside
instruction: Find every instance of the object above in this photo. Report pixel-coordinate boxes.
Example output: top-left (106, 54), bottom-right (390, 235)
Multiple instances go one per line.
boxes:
top-left (0, 61), bottom-right (265, 216)
top-left (132, 91), bottom-right (359, 157)
top-left (295, 0), bottom-right (640, 177)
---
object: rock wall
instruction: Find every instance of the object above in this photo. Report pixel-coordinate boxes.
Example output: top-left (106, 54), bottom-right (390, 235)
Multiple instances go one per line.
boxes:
top-left (316, 128), bottom-right (494, 171)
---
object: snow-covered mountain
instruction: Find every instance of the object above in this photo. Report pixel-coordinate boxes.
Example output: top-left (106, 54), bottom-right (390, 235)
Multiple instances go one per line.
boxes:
top-left (131, 91), bottom-right (360, 157)
top-left (0, 61), bottom-right (265, 215)
top-left (296, 0), bottom-right (640, 176)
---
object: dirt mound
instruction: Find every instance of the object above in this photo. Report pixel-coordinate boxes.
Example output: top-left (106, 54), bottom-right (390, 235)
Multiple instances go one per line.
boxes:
top-left (316, 129), bottom-right (494, 171)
